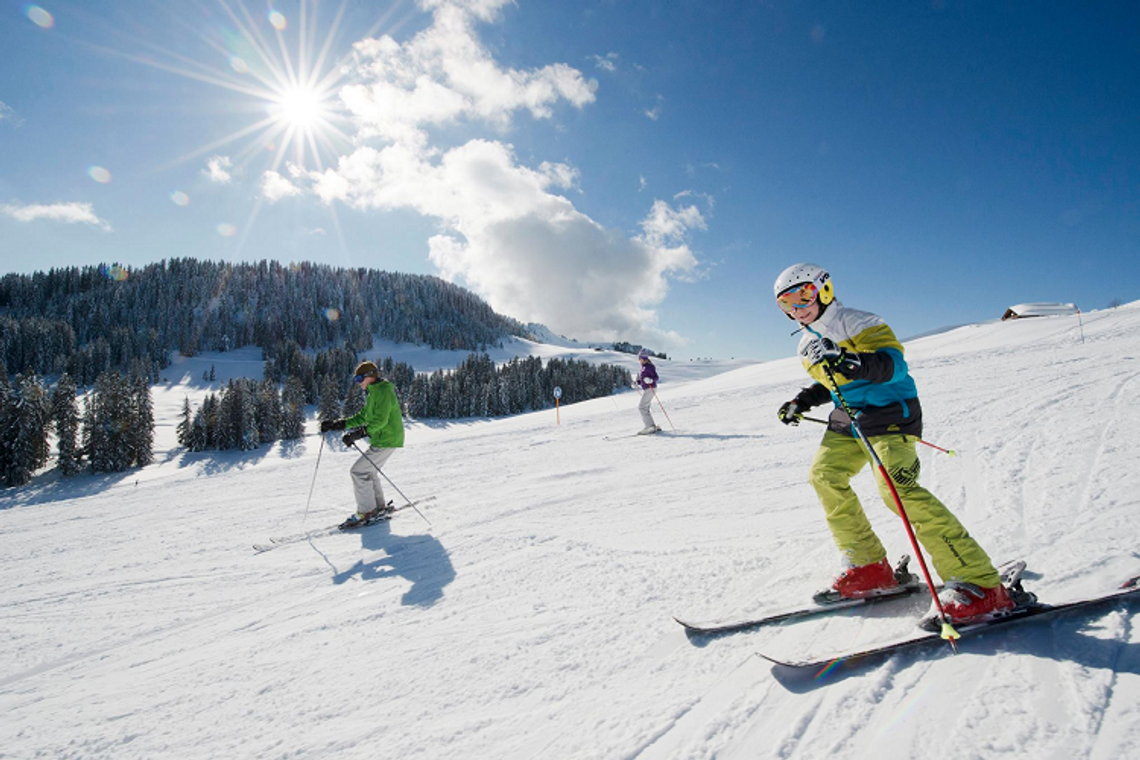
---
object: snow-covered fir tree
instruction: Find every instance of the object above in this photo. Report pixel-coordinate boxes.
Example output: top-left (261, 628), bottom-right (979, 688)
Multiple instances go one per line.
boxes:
top-left (130, 374), bottom-right (154, 467)
top-left (176, 396), bottom-right (192, 448)
top-left (84, 370), bottom-right (137, 473)
top-left (51, 372), bottom-right (81, 476)
top-left (1, 373), bottom-right (52, 487)
top-left (280, 377), bottom-right (306, 440)
top-left (318, 374), bottom-right (341, 423)
top-left (255, 380), bottom-right (281, 444)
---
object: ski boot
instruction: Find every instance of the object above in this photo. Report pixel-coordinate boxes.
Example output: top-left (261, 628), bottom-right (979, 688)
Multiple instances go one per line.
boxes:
top-left (814, 556), bottom-right (916, 604)
top-left (338, 501), bottom-right (395, 531)
top-left (916, 560), bottom-right (1031, 632)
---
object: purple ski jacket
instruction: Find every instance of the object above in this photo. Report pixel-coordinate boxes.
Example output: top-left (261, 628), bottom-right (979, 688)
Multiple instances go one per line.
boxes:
top-left (637, 361), bottom-right (659, 390)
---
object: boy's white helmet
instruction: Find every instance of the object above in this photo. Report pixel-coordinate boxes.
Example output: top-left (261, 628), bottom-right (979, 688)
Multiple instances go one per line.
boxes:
top-left (773, 263), bottom-right (834, 305)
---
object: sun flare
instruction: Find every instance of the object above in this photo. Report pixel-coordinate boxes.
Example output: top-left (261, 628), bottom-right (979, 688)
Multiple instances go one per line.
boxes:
top-left (271, 84), bottom-right (329, 130)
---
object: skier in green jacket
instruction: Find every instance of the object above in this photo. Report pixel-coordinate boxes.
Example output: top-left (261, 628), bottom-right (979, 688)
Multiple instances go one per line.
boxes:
top-left (320, 360), bottom-right (405, 527)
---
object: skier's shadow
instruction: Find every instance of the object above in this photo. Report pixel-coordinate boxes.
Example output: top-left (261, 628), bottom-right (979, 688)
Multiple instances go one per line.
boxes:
top-left (767, 605), bottom-right (1140, 693)
top-left (330, 520), bottom-right (456, 607)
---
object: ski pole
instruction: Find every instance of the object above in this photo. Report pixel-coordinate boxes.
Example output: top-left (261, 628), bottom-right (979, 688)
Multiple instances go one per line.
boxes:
top-left (819, 362), bottom-right (961, 650)
top-left (350, 440), bottom-right (431, 526)
top-left (797, 415), bottom-right (958, 456)
top-left (652, 388), bottom-right (676, 431)
top-left (301, 435), bottom-right (326, 527)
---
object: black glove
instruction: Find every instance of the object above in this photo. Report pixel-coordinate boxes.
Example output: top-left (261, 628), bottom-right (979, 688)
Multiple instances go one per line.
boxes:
top-left (342, 427), bottom-right (367, 447)
top-left (803, 337), bottom-right (862, 376)
top-left (320, 418), bottom-right (347, 433)
top-left (777, 400), bottom-right (803, 426)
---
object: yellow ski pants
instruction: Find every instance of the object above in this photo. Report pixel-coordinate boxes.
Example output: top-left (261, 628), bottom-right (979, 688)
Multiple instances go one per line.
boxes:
top-left (809, 431), bottom-right (1000, 588)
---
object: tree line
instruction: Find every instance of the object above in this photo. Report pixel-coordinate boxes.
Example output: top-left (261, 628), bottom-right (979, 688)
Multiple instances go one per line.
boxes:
top-left (0, 258), bottom-right (530, 381)
top-left (1, 368), bottom-right (153, 488)
top-left (178, 352), bottom-right (631, 452)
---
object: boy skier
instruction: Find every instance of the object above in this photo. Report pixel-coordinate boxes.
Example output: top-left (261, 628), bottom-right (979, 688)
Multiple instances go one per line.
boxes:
top-left (320, 361), bottom-right (405, 528)
top-left (772, 262), bottom-right (1014, 629)
top-left (634, 348), bottom-right (661, 435)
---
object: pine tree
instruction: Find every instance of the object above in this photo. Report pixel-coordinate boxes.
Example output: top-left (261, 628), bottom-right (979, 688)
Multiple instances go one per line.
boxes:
top-left (280, 376), bottom-right (306, 440)
top-left (0, 377), bottom-right (15, 486)
top-left (236, 379), bottom-right (259, 450)
top-left (131, 374), bottom-right (154, 466)
top-left (2, 373), bottom-right (52, 487)
top-left (256, 379), bottom-right (281, 444)
top-left (318, 374), bottom-right (341, 423)
top-left (176, 396), bottom-right (192, 448)
top-left (51, 373), bottom-right (81, 476)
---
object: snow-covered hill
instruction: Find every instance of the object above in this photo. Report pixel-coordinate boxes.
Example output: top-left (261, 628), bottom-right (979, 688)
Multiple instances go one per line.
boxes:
top-left (3, 303), bottom-right (1139, 759)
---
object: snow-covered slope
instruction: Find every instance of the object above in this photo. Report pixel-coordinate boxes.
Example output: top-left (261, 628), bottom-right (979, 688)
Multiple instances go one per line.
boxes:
top-left (3, 303), bottom-right (1139, 759)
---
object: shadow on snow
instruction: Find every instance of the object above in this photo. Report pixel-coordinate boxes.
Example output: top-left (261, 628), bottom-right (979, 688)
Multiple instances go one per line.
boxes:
top-left (329, 519), bottom-right (456, 607)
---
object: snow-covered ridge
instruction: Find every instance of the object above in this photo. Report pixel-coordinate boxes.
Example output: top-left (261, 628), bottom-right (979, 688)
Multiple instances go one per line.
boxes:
top-left (2, 301), bottom-right (1139, 758)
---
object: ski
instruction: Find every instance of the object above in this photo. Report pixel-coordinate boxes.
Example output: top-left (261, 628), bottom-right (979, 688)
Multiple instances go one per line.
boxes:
top-left (676, 558), bottom-right (1025, 635)
top-left (253, 497), bottom-right (435, 554)
top-left (676, 556), bottom-right (933, 634)
top-left (758, 573), bottom-right (1140, 672)
top-left (604, 429), bottom-right (668, 441)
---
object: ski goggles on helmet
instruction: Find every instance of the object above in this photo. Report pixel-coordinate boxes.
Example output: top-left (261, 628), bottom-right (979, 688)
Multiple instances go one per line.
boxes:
top-left (354, 373), bottom-right (375, 384)
top-left (776, 282), bottom-right (820, 313)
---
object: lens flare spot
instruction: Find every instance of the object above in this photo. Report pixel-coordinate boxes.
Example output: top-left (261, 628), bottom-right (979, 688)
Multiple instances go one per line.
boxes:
top-left (26, 5), bottom-right (53, 28)
top-left (101, 263), bottom-right (130, 282)
top-left (230, 55), bottom-right (249, 74)
top-left (216, 223), bottom-right (237, 237)
top-left (170, 191), bottom-right (190, 206)
top-left (88, 166), bottom-right (112, 183)
top-left (324, 307), bottom-right (340, 322)
top-left (268, 11), bottom-right (286, 30)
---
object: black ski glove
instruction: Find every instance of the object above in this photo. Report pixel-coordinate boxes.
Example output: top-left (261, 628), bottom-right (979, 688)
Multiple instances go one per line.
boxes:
top-left (342, 427), bottom-right (368, 447)
top-left (777, 400), bottom-right (803, 426)
top-left (320, 418), bottom-right (347, 433)
top-left (803, 337), bottom-right (862, 376)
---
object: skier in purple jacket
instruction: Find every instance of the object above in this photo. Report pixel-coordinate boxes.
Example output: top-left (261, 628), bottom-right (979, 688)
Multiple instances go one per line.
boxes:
top-left (634, 349), bottom-right (661, 435)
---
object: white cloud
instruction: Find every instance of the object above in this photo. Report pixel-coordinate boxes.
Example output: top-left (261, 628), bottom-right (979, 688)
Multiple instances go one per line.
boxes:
top-left (592, 53), bottom-right (619, 72)
top-left (0, 201), bottom-right (112, 231)
top-left (297, 0), bottom-right (702, 346)
top-left (0, 101), bottom-right (23, 127)
top-left (203, 155), bottom-right (233, 184)
top-left (261, 170), bottom-right (302, 202)
top-left (340, 2), bottom-right (596, 146)
top-left (674, 189), bottom-right (715, 211)
top-left (538, 161), bottom-right (580, 191)
top-left (644, 94), bottom-right (664, 121)
top-left (307, 139), bottom-right (701, 345)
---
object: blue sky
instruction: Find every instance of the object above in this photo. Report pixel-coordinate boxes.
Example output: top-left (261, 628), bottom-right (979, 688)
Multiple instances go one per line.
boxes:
top-left (1, 1), bottom-right (1137, 361)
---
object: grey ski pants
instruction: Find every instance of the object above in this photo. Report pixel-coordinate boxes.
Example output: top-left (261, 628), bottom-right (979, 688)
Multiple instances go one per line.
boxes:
top-left (639, 388), bottom-right (656, 428)
top-left (350, 446), bottom-right (395, 512)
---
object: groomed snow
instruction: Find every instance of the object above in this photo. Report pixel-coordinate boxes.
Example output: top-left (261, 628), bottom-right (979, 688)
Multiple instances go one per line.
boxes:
top-left (3, 303), bottom-right (1139, 759)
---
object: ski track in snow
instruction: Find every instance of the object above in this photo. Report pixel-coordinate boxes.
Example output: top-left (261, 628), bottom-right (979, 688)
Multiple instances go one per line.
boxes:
top-left (3, 305), bottom-right (1140, 758)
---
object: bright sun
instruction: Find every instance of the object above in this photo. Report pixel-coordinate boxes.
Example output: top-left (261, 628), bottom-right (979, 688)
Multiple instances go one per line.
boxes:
top-left (272, 85), bottom-right (327, 129)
